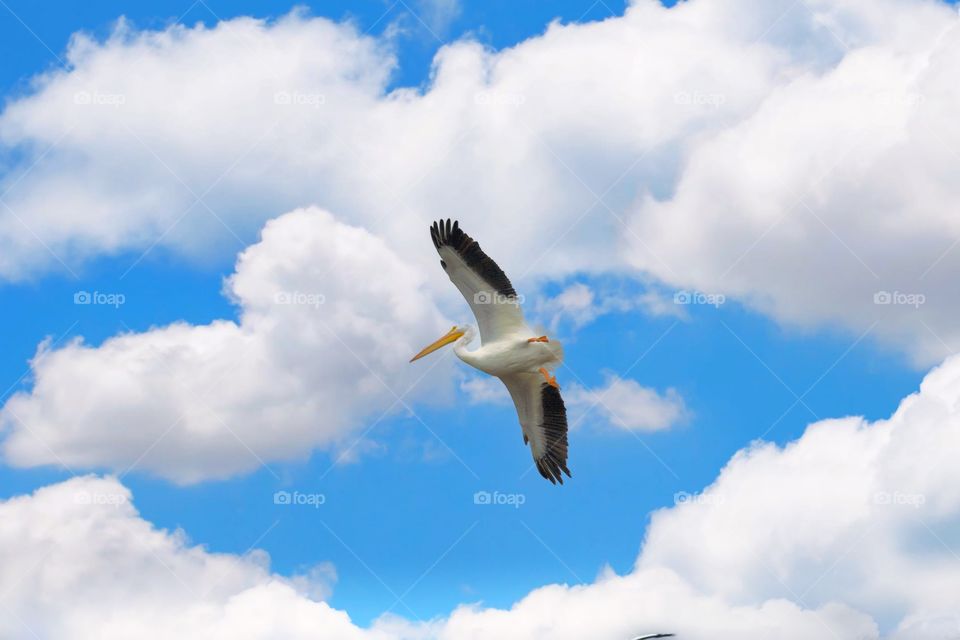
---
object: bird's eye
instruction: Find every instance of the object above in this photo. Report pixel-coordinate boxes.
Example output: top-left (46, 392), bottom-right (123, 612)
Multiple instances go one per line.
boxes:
top-left (440, 259), bottom-right (447, 269)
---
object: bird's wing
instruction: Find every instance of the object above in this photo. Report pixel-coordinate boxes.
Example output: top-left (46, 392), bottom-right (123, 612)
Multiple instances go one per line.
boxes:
top-left (430, 219), bottom-right (528, 344)
top-left (501, 373), bottom-right (571, 484)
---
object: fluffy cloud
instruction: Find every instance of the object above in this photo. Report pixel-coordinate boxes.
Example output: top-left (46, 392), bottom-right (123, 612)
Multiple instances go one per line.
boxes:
top-left (10, 354), bottom-right (960, 638)
top-left (6, 2), bottom-right (960, 637)
top-left (534, 283), bottom-right (682, 333)
top-left (566, 374), bottom-right (688, 432)
top-left (0, 475), bottom-right (377, 640)
top-left (0, 1), bottom-right (783, 299)
top-left (459, 375), bottom-right (510, 406)
top-left (397, 352), bottom-right (960, 638)
top-left (460, 369), bottom-right (688, 433)
top-left (4, 0), bottom-right (960, 362)
top-left (640, 353), bottom-right (960, 632)
top-left (388, 570), bottom-right (876, 640)
top-left (627, 0), bottom-right (960, 365)
top-left (414, 0), bottom-right (462, 34)
top-left (0, 208), bottom-right (453, 483)
top-left (0, 208), bottom-right (680, 482)
top-left (0, 474), bottom-right (874, 640)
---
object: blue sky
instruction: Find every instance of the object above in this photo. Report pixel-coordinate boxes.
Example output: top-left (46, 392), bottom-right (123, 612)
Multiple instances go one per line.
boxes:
top-left (0, 267), bottom-right (921, 623)
top-left (1, 1), bottom-right (959, 638)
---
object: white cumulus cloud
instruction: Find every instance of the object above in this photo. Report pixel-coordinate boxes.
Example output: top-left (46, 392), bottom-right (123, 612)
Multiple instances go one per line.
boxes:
top-left (0, 1), bottom-right (788, 308)
top-left (0, 208), bottom-right (453, 483)
top-left (461, 368), bottom-right (688, 434)
top-left (9, 353), bottom-right (960, 637)
top-left (1, 0), bottom-right (957, 362)
top-left (565, 374), bottom-right (688, 433)
top-left (0, 475), bottom-right (376, 640)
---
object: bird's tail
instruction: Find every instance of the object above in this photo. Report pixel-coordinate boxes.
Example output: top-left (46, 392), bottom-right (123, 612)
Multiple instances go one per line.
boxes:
top-left (545, 338), bottom-right (564, 367)
top-left (531, 322), bottom-right (564, 368)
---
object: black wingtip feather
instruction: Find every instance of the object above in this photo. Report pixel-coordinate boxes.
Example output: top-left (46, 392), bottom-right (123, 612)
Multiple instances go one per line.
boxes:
top-left (429, 219), bottom-right (518, 299)
top-left (534, 382), bottom-right (571, 485)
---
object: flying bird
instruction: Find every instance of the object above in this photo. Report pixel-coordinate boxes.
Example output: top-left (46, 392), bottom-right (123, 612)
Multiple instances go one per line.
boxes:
top-left (410, 219), bottom-right (571, 484)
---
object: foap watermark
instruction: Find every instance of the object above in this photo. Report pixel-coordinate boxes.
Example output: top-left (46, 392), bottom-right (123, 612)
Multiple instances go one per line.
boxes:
top-left (474, 91), bottom-right (526, 107)
top-left (674, 290), bottom-right (725, 308)
top-left (674, 491), bottom-right (724, 507)
top-left (74, 490), bottom-right (127, 508)
top-left (874, 291), bottom-right (925, 309)
top-left (274, 90), bottom-right (326, 108)
top-left (273, 490), bottom-right (326, 508)
top-left (473, 292), bottom-right (524, 306)
top-left (473, 490), bottom-right (525, 509)
top-left (874, 491), bottom-right (925, 509)
top-left (74, 290), bottom-right (126, 308)
top-left (899, 614), bottom-right (960, 636)
top-left (274, 291), bottom-right (325, 308)
top-left (674, 91), bottom-right (726, 108)
top-left (874, 90), bottom-right (925, 108)
top-left (74, 90), bottom-right (126, 107)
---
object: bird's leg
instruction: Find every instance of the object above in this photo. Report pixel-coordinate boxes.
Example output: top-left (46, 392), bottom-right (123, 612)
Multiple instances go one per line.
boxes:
top-left (526, 336), bottom-right (550, 343)
top-left (538, 367), bottom-right (560, 390)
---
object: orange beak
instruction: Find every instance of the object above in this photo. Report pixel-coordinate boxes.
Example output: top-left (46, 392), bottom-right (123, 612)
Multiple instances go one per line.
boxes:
top-left (410, 326), bottom-right (465, 362)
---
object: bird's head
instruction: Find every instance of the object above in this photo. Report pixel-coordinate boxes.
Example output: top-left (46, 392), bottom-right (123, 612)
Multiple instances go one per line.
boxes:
top-left (409, 324), bottom-right (473, 362)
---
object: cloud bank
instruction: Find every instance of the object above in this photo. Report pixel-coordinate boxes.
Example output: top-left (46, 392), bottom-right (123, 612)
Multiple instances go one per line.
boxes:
top-left (0, 208), bottom-right (452, 482)
top-left (8, 353), bottom-right (960, 638)
top-left (4, 0), bottom-right (960, 362)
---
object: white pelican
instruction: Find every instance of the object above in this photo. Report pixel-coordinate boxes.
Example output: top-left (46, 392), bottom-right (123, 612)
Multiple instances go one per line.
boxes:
top-left (410, 219), bottom-right (571, 484)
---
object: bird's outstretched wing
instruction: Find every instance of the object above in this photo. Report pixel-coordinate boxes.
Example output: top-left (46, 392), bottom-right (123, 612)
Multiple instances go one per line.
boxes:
top-left (501, 373), bottom-right (571, 484)
top-left (430, 219), bottom-right (528, 344)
